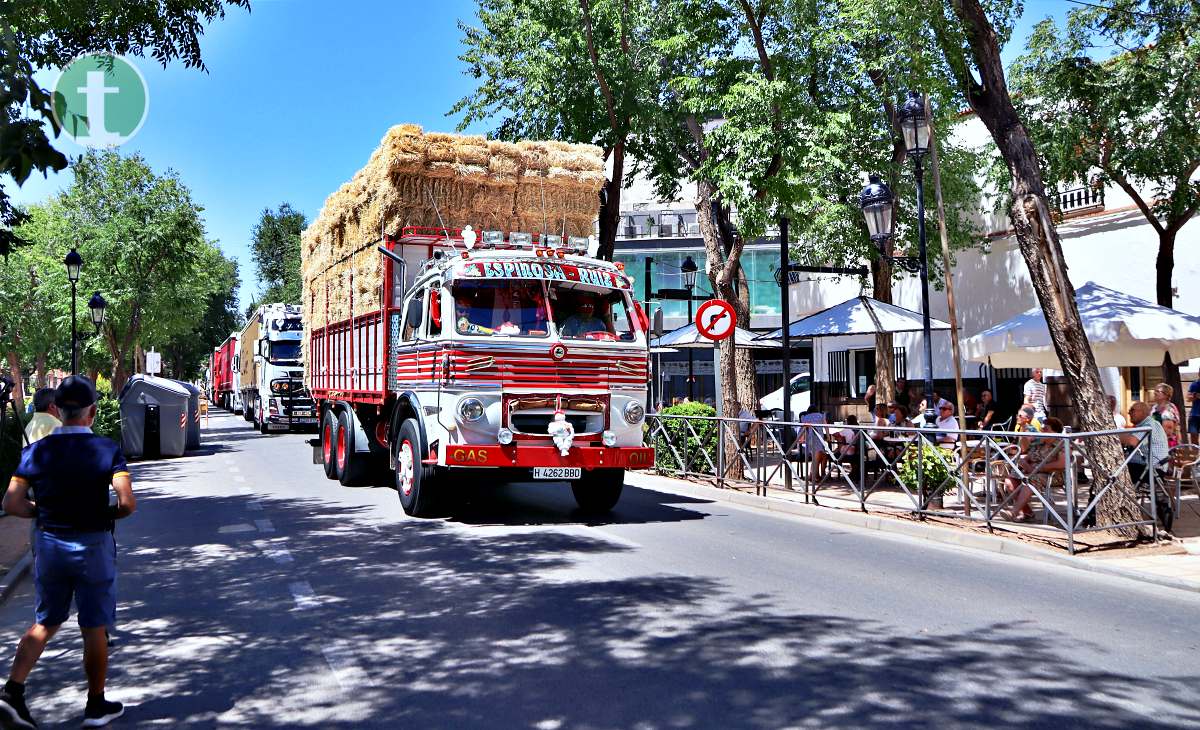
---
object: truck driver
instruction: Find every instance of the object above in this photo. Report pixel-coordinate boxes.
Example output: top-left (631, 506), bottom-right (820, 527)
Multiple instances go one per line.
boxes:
top-left (559, 293), bottom-right (607, 338)
top-left (455, 295), bottom-right (494, 336)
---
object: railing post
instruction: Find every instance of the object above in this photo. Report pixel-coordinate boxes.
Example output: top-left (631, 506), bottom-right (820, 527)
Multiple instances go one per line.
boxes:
top-left (858, 430), bottom-right (867, 512)
top-left (717, 418), bottom-right (726, 490)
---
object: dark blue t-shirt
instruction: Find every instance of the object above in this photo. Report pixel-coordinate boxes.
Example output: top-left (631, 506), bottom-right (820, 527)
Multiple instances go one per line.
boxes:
top-left (1190, 380), bottom-right (1200, 418)
top-left (13, 429), bottom-right (128, 534)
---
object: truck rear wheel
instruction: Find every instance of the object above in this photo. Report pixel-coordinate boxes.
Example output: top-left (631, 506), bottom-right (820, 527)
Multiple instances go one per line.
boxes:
top-left (336, 410), bottom-right (368, 486)
top-left (321, 411), bottom-right (339, 480)
top-left (571, 469), bottom-right (625, 514)
top-left (395, 418), bottom-right (437, 516)
top-left (243, 396), bottom-right (254, 422)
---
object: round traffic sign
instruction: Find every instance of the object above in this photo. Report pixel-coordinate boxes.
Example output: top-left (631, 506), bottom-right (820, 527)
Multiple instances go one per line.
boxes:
top-left (695, 299), bottom-right (736, 341)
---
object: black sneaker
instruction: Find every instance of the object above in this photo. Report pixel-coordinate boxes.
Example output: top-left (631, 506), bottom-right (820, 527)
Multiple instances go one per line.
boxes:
top-left (0, 688), bottom-right (36, 729)
top-left (81, 698), bottom-right (123, 728)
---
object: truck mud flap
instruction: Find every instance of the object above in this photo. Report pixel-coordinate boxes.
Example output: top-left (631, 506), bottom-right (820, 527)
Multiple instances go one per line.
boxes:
top-left (307, 438), bottom-right (322, 465)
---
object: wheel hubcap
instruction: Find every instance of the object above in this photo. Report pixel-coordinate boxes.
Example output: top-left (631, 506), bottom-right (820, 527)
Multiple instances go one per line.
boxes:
top-left (398, 440), bottom-right (415, 496)
top-left (338, 427), bottom-right (348, 471)
top-left (322, 423), bottom-right (332, 463)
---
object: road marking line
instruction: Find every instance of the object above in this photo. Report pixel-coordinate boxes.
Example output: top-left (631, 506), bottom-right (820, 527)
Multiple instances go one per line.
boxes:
top-left (322, 643), bottom-right (376, 689)
top-left (289, 581), bottom-right (319, 610)
top-left (218, 524), bottom-right (256, 534)
top-left (254, 519), bottom-right (275, 533)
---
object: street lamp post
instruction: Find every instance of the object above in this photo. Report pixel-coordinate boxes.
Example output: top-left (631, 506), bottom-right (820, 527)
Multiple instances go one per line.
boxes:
top-left (64, 247), bottom-right (82, 375)
top-left (860, 90), bottom-right (936, 426)
top-left (680, 255), bottom-right (698, 402)
top-left (88, 291), bottom-right (108, 335)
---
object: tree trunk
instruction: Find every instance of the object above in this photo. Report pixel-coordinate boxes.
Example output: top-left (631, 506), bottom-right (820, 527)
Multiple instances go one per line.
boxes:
top-left (1156, 229), bottom-right (1186, 417)
top-left (951, 0), bottom-right (1147, 538)
top-left (696, 179), bottom-right (756, 481)
top-left (596, 144), bottom-right (625, 262)
top-left (35, 353), bottom-right (46, 389)
top-left (871, 255), bottom-right (897, 405)
top-left (6, 351), bottom-right (25, 410)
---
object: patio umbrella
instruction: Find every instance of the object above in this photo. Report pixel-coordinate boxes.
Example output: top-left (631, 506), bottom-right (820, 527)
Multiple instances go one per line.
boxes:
top-left (962, 282), bottom-right (1200, 368)
top-left (758, 295), bottom-right (951, 340)
top-left (651, 323), bottom-right (781, 349)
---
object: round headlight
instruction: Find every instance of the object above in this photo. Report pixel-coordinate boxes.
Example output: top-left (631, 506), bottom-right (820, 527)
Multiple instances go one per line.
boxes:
top-left (623, 401), bottom-right (645, 425)
top-left (458, 397), bottom-right (485, 422)
top-left (497, 427), bottom-right (514, 445)
top-left (602, 430), bottom-right (617, 447)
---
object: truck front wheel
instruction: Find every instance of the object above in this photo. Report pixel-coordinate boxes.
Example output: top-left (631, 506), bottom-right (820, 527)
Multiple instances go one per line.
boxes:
top-left (257, 398), bottom-right (271, 434)
top-left (395, 418), bottom-right (437, 517)
top-left (571, 469), bottom-right (625, 514)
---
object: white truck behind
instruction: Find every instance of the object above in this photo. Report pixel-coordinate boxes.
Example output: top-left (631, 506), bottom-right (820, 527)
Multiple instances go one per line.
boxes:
top-left (236, 303), bottom-right (317, 432)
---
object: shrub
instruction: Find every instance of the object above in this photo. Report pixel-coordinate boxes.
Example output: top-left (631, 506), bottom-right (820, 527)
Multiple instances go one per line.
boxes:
top-left (92, 397), bottom-right (122, 443)
top-left (651, 402), bottom-right (718, 475)
top-left (895, 439), bottom-right (954, 500)
top-left (0, 406), bottom-right (29, 488)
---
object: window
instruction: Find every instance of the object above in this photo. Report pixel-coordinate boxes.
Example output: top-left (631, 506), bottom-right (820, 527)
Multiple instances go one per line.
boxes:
top-left (552, 283), bottom-right (641, 342)
top-left (452, 281), bottom-right (550, 338)
top-left (831, 347), bottom-right (907, 399)
top-left (401, 290), bottom-right (421, 341)
top-left (268, 341), bottom-right (301, 363)
top-left (828, 351), bottom-right (849, 399)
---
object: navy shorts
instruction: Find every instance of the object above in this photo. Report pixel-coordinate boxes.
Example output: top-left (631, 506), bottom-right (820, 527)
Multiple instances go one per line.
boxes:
top-left (1189, 415), bottom-right (1200, 434)
top-left (33, 530), bottom-right (116, 629)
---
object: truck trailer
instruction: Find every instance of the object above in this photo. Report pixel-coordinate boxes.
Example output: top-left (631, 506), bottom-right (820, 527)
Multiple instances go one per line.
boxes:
top-left (306, 227), bottom-right (654, 516)
top-left (237, 303), bottom-right (317, 432)
top-left (211, 334), bottom-right (240, 413)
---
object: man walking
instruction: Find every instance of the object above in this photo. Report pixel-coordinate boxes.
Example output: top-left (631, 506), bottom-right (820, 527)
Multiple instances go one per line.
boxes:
top-left (0, 376), bottom-right (135, 729)
top-left (1023, 368), bottom-right (1048, 421)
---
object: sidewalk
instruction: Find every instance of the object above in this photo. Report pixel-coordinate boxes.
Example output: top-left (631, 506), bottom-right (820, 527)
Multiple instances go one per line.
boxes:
top-left (627, 470), bottom-right (1200, 593)
top-left (0, 515), bottom-right (31, 602)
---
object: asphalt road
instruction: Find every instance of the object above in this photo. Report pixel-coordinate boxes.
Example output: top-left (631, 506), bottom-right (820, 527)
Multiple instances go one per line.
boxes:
top-left (3, 409), bottom-right (1199, 729)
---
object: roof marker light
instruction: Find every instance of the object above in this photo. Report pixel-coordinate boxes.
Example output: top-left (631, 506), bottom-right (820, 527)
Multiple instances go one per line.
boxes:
top-left (510, 232), bottom-right (532, 247)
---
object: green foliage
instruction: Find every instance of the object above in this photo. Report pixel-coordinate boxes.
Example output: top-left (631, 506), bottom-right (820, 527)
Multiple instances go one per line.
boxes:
top-left (13, 149), bottom-right (231, 390)
top-left (0, 0), bottom-right (250, 253)
top-left (895, 439), bottom-right (953, 495)
top-left (1010, 0), bottom-right (1199, 241)
top-left (162, 252), bottom-right (242, 380)
top-left (251, 203), bottom-right (306, 305)
top-left (92, 396), bottom-right (122, 443)
top-left (652, 402), bottom-right (718, 474)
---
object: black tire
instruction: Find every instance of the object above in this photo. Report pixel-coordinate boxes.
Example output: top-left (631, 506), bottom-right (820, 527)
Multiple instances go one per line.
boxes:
top-left (337, 410), bottom-right (368, 486)
top-left (571, 469), bottom-right (625, 513)
top-left (242, 395), bottom-right (254, 422)
top-left (395, 418), bottom-right (438, 516)
top-left (321, 410), bottom-right (339, 480)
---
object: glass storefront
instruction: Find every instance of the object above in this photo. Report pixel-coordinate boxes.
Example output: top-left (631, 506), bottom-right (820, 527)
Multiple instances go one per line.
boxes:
top-left (615, 247), bottom-right (783, 320)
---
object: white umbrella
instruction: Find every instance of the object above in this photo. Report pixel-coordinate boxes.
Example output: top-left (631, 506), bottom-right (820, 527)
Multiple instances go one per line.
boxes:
top-left (962, 281), bottom-right (1200, 368)
top-left (759, 296), bottom-right (950, 340)
top-left (651, 323), bottom-right (781, 349)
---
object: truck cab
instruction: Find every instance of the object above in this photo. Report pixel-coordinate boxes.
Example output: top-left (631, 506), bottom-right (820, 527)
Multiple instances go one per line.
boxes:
top-left (239, 304), bottom-right (317, 432)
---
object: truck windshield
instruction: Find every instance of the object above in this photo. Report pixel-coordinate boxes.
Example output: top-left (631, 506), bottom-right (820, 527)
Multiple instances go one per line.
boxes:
top-left (269, 341), bottom-right (302, 362)
top-left (452, 281), bottom-right (551, 338)
top-left (549, 282), bottom-right (641, 343)
top-left (271, 318), bottom-right (303, 332)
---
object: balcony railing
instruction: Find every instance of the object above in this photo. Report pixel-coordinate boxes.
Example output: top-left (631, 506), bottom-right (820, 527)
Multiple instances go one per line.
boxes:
top-left (1056, 185), bottom-right (1105, 216)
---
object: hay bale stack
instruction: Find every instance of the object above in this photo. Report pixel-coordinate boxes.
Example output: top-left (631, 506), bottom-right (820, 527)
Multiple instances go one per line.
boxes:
top-left (301, 126), bottom-right (605, 334)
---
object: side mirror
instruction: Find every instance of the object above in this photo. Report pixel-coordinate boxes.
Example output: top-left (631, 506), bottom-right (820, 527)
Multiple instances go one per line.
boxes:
top-left (406, 297), bottom-right (423, 333)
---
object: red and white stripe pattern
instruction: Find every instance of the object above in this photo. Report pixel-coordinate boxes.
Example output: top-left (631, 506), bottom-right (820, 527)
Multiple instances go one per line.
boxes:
top-left (392, 346), bottom-right (648, 389)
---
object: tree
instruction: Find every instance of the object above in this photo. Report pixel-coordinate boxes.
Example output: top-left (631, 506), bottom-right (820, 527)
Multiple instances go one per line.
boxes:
top-left (250, 203), bottom-right (306, 304)
top-left (454, 0), bottom-right (657, 260)
top-left (1011, 0), bottom-right (1199, 415)
top-left (162, 251), bottom-right (242, 380)
top-left (26, 150), bottom-right (227, 393)
top-left (930, 0), bottom-right (1146, 536)
top-left (0, 0), bottom-right (250, 256)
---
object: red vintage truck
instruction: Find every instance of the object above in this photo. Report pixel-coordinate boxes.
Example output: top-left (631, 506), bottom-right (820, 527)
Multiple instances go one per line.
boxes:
top-left (306, 227), bottom-right (655, 516)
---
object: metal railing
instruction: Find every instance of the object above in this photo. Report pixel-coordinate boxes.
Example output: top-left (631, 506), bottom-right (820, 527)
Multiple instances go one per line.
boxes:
top-left (646, 414), bottom-right (1164, 554)
top-left (1056, 185), bottom-right (1105, 216)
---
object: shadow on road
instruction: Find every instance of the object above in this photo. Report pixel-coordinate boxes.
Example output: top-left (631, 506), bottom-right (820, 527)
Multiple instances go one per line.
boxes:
top-left (10, 451), bottom-right (1197, 729)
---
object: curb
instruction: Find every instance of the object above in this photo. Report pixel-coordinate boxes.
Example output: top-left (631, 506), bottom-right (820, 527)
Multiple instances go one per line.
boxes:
top-left (0, 550), bottom-right (32, 606)
top-left (627, 472), bottom-right (1200, 596)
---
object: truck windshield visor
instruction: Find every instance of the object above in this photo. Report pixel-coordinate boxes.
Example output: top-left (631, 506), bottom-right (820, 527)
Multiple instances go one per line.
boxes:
top-left (269, 341), bottom-right (302, 362)
top-left (451, 281), bottom-right (551, 338)
top-left (548, 282), bottom-right (643, 344)
top-left (271, 318), bottom-right (303, 332)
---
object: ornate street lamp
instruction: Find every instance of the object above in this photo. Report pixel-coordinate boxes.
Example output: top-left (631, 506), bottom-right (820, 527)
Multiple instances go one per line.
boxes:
top-left (861, 90), bottom-right (938, 428)
top-left (64, 247), bottom-right (83, 375)
top-left (88, 291), bottom-right (107, 332)
top-left (680, 255), bottom-right (699, 401)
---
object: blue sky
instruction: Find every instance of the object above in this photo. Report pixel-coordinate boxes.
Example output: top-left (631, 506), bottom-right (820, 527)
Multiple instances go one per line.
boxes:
top-left (9, 0), bottom-right (1072, 311)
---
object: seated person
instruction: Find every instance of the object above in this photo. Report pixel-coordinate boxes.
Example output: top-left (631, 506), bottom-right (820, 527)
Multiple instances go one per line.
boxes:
top-left (1004, 416), bottom-right (1066, 522)
top-left (888, 402), bottom-right (910, 428)
top-left (455, 295), bottom-right (494, 335)
top-left (1014, 405), bottom-right (1042, 454)
top-left (1121, 401), bottom-right (1170, 485)
top-left (935, 403), bottom-right (958, 444)
top-left (560, 293), bottom-right (608, 338)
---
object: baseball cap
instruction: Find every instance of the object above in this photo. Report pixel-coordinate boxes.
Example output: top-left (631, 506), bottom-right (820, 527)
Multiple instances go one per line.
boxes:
top-left (54, 375), bottom-right (97, 409)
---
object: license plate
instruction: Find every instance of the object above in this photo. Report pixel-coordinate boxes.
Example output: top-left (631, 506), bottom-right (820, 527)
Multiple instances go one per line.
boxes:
top-left (290, 417), bottom-right (318, 424)
top-left (533, 467), bottom-right (581, 480)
